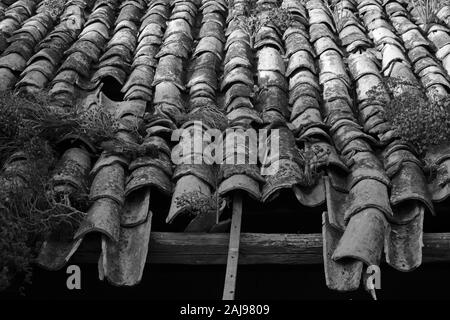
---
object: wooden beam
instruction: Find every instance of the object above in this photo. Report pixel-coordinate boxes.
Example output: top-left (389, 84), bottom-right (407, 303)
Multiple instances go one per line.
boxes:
top-left (73, 232), bottom-right (450, 265)
top-left (223, 193), bottom-right (243, 300)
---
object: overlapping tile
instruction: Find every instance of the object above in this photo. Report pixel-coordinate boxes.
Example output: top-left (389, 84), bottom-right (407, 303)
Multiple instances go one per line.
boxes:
top-left (341, 0), bottom-right (428, 272)
top-left (90, 0), bottom-right (146, 98)
top-left (140, 0), bottom-right (198, 226)
top-left (218, 0), bottom-right (264, 205)
top-left (122, 0), bottom-right (170, 101)
top-left (0, 0), bottom-right (37, 52)
top-left (167, 0), bottom-right (228, 232)
top-left (16, 0), bottom-right (93, 94)
top-left (0, 0), bottom-right (60, 91)
top-left (306, 0), bottom-right (390, 291)
top-left (48, 0), bottom-right (119, 106)
top-left (402, 1), bottom-right (450, 207)
top-left (37, 89), bottom-right (146, 276)
top-left (282, 0), bottom-right (346, 207)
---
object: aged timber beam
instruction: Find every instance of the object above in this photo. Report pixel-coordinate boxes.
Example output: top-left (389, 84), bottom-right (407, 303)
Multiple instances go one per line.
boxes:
top-left (72, 232), bottom-right (450, 265)
top-left (223, 193), bottom-right (243, 300)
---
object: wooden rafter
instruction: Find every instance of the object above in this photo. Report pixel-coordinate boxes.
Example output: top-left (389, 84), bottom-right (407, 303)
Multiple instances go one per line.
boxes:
top-left (223, 193), bottom-right (243, 300)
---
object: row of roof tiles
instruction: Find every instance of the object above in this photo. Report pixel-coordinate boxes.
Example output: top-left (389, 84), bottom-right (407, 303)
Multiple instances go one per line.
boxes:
top-left (1, 0), bottom-right (450, 293)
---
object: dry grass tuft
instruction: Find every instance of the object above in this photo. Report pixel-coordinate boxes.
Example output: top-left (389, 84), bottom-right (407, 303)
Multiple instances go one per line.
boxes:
top-left (0, 89), bottom-right (121, 293)
top-left (412, 0), bottom-right (445, 32)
